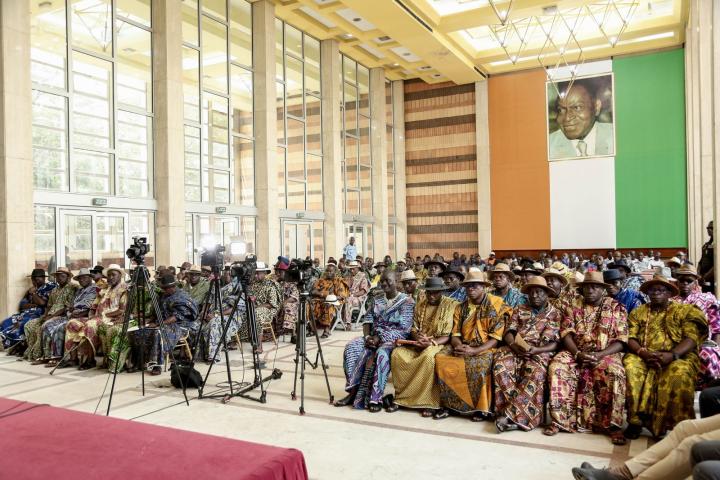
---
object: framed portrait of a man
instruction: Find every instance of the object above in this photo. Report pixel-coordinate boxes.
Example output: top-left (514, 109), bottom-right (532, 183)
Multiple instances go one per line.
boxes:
top-left (546, 73), bottom-right (615, 161)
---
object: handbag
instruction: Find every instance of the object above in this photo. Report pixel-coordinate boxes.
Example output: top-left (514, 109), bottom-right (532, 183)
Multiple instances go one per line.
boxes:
top-left (170, 362), bottom-right (203, 389)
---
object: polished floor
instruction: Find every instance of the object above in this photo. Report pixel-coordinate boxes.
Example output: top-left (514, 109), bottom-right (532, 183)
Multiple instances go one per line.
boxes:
top-left (1, 330), bottom-right (644, 479)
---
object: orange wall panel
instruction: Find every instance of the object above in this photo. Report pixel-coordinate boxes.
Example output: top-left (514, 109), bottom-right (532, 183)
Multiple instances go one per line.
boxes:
top-left (488, 69), bottom-right (551, 251)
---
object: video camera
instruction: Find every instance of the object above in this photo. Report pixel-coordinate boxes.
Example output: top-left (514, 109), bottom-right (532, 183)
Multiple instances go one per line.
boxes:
top-left (126, 237), bottom-right (150, 263)
top-left (231, 254), bottom-right (257, 287)
top-left (200, 244), bottom-right (225, 270)
top-left (288, 258), bottom-right (315, 292)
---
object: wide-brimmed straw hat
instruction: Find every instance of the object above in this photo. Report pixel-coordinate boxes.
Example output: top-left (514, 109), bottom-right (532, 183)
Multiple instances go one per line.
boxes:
top-left (186, 264), bottom-right (202, 275)
top-left (104, 264), bottom-right (124, 276)
top-left (462, 269), bottom-right (491, 286)
top-left (75, 268), bottom-right (92, 278)
top-left (576, 271), bottom-right (609, 288)
top-left (674, 264), bottom-right (700, 279)
top-left (400, 270), bottom-right (417, 282)
top-left (346, 260), bottom-right (361, 268)
top-left (666, 257), bottom-right (683, 267)
top-left (640, 274), bottom-right (679, 296)
top-left (542, 267), bottom-right (569, 286)
top-left (255, 261), bottom-right (271, 272)
top-left (439, 267), bottom-right (465, 281)
top-left (521, 276), bottom-right (557, 297)
top-left (324, 294), bottom-right (341, 306)
top-left (551, 261), bottom-right (568, 274)
top-left (488, 263), bottom-right (515, 280)
top-left (52, 266), bottom-right (74, 279)
top-left (423, 277), bottom-right (448, 291)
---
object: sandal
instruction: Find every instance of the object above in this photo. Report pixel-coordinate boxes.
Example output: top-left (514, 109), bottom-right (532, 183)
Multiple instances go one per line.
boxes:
top-left (433, 408), bottom-right (450, 420)
top-left (44, 359), bottom-right (59, 368)
top-left (543, 425), bottom-right (560, 436)
top-left (320, 332), bottom-right (330, 339)
top-left (421, 409), bottom-right (434, 418)
top-left (368, 403), bottom-right (382, 413)
top-left (385, 403), bottom-right (400, 413)
top-left (610, 429), bottom-right (627, 445)
top-left (470, 412), bottom-right (487, 422)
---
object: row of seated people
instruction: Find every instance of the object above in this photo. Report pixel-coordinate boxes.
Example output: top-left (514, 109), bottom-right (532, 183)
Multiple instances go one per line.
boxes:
top-left (331, 265), bottom-right (718, 446)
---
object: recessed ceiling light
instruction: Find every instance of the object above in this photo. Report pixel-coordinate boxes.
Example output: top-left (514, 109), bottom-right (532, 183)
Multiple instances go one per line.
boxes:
top-left (402, 52), bottom-right (410, 56)
top-left (38, 1), bottom-right (52, 8)
top-left (392, 63), bottom-right (399, 66)
top-left (353, 17), bottom-right (362, 22)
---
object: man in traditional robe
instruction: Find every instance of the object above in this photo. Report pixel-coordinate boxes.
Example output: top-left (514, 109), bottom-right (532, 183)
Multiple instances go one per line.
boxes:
top-left (489, 263), bottom-right (527, 308)
top-left (342, 260), bottom-right (370, 329)
top-left (310, 260), bottom-right (349, 338)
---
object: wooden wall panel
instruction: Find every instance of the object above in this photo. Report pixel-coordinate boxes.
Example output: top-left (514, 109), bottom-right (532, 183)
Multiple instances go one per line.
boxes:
top-left (404, 79), bottom-right (479, 258)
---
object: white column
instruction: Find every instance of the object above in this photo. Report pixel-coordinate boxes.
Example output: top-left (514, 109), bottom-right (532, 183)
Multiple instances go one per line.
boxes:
top-left (475, 80), bottom-right (492, 257)
top-left (252, 0), bottom-right (279, 263)
top-left (392, 81), bottom-right (408, 257)
top-left (370, 68), bottom-right (388, 258)
top-left (0, 1), bottom-right (34, 315)
top-left (153, 0), bottom-right (186, 266)
top-left (320, 39), bottom-right (344, 260)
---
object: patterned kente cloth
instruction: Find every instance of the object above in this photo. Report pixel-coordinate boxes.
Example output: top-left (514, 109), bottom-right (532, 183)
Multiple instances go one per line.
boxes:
top-left (548, 296), bottom-right (628, 432)
top-left (0, 281), bottom-right (56, 349)
top-left (614, 288), bottom-right (646, 314)
top-left (444, 287), bottom-right (467, 303)
top-left (624, 302), bottom-right (708, 436)
top-left (311, 276), bottom-right (349, 328)
top-left (40, 284), bottom-right (97, 359)
top-left (343, 272), bottom-right (370, 327)
top-left (24, 282), bottom-right (78, 361)
top-left (86, 282), bottom-right (130, 358)
top-left (435, 294), bottom-right (511, 414)
top-left (342, 292), bottom-right (414, 408)
top-left (197, 281), bottom-right (246, 362)
top-left (158, 288), bottom-right (199, 357)
top-left (245, 278), bottom-right (281, 342)
top-left (391, 296), bottom-right (457, 409)
top-left (676, 291), bottom-right (720, 385)
top-left (493, 303), bottom-right (561, 430)
top-left (276, 281), bottom-right (299, 333)
top-left (491, 287), bottom-right (527, 308)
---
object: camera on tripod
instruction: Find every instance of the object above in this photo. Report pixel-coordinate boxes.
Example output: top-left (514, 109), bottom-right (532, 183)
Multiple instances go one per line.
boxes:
top-left (126, 237), bottom-right (150, 263)
top-left (230, 254), bottom-right (257, 286)
top-left (288, 258), bottom-right (314, 291)
top-left (200, 244), bottom-right (225, 270)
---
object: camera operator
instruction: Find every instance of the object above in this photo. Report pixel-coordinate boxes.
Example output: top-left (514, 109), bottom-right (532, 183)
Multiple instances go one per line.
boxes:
top-left (243, 261), bottom-right (281, 354)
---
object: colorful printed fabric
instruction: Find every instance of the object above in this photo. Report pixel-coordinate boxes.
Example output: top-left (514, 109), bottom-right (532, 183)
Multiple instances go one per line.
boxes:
top-left (343, 272), bottom-right (370, 327)
top-left (310, 276), bottom-right (349, 328)
top-left (676, 291), bottom-right (720, 385)
top-left (391, 296), bottom-right (458, 409)
top-left (24, 283), bottom-right (78, 361)
top-left (491, 287), bottom-right (528, 308)
top-left (159, 288), bottom-right (199, 356)
top-left (342, 293), bottom-right (414, 408)
top-left (444, 287), bottom-right (467, 303)
top-left (624, 302), bottom-right (708, 436)
top-left (81, 282), bottom-right (129, 355)
top-left (246, 278), bottom-right (282, 342)
top-left (493, 303), bottom-right (561, 430)
top-left (277, 281), bottom-right (299, 333)
top-left (40, 284), bottom-right (97, 359)
top-left (435, 294), bottom-right (511, 414)
top-left (548, 296), bottom-right (628, 432)
top-left (0, 281), bottom-right (56, 348)
top-left (183, 279), bottom-right (210, 307)
top-left (623, 275), bottom-right (645, 293)
top-left (614, 288), bottom-right (646, 314)
top-left (197, 281), bottom-right (246, 362)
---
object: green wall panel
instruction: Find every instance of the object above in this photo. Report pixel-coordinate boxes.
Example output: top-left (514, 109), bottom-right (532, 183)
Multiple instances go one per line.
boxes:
top-left (614, 49), bottom-right (687, 248)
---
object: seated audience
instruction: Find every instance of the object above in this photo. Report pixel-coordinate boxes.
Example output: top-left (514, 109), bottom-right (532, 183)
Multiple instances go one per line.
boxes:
top-left (440, 267), bottom-right (466, 302)
top-left (604, 268), bottom-right (645, 314)
top-left (183, 265), bottom-right (210, 305)
top-left (489, 263), bottom-right (527, 307)
top-left (343, 260), bottom-right (370, 330)
top-left (196, 272), bottom-right (245, 363)
top-left (390, 277), bottom-right (456, 417)
top-left (0, 269), bottom-right (54, 352)
top-left (157, 274), bottom-right (198, 361)
top-left (624, 274), bottom-right (708, 439)
top-left (434, 270), bottom-right (510, 421)
top-left (274, 258), bottom-right (300, 339)
top-left (546, 271), bottom-right (628, 445)
top-left (247, 262), bottom-right (282, 348)
top-left (311, 260), bottom-right (349, 338)
top-left (400, 269), bottom-right (421, 302)
top-left (334, 271), bottom-right (414, 411)
top-left (494, 276), bottom-right (561, 433)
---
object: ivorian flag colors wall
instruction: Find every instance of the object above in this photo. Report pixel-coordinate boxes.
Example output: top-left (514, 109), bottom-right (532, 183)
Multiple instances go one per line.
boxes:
top-left (488, 49), bottom-right (687, 251)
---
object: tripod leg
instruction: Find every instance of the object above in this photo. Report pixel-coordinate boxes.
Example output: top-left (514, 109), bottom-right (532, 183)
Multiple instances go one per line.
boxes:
top-left (291, 318), bottom-right (303, 401)
top-left (309, 314), bottom-right (334, 404)
top-left (299, 338), bottom-right (306, 415)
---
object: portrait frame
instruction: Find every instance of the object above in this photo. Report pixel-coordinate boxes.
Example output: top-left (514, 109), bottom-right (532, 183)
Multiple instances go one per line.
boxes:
top-left (546, 72), bottom-right (616, 162)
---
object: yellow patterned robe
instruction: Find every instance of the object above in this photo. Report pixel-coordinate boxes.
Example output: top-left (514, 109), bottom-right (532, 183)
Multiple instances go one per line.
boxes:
top-left (391, 296), bottom-right (458, 409)
top-left (624, 302), bottom-right (708, 436)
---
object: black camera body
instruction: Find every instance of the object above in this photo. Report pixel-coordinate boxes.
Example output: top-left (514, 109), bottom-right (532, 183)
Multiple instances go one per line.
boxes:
top-left (288, 258), bottom-right (315, 292)
top-left (231, 254), bottom-right (257, 286)
top-left (200, 244), bottom-right (225, 269)
top-left (126, 237), bottom-right (150, 263)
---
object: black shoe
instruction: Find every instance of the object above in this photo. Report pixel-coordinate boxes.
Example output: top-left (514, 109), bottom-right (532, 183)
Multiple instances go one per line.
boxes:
top-left (624, 423), bottom-right (643, 439)
top-left (571, 466), bottom-right (622, 480)
top-left (333, 394), bottom-right (355, 407)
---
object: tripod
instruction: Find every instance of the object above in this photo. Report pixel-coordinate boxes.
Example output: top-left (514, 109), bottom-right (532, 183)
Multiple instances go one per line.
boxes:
top-left (198, 267), bottom-right (281, 404)
top-left (103, 260), bottom-right (189, 415)
top-left (291, 291), bottom-right (334, 415)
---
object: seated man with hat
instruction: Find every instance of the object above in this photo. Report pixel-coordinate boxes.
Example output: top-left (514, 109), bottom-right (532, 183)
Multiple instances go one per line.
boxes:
top-left (311, 260), bottom-right (349, 338)
top-left (0, 268), bottom-right (55, 352)
top-left (608, 259), bottom-right (645, 294)
top-left (196, 271), bottom-right (245, 364)
top-left (157, 274), bottom-right (199, 362)
top-left (247, 261), bottom-right (282, 348)
top-left (423, 260), bottom-right (446, 280)
top-left (25, 267), bottom-right (78, 363)
top-left (182, 264), bottom-right (210, 306)
top-left (624, 274), bottom-right (708, 440)
top-left (434, 270), bottom-right (511, 421)
top-left (40, 268), bottom-right (97, 367)
top-left (390, 277), bottom-right (457, 417)
top-left (67, 264), bottom-right (128, 369)
top-left (494, 276), bottom-right (562, 432)
top-left (675, 264), bottom-right (720, 386)
top-left (400, 269), bottom-right (421, 302)
top-left (440, 267), bottom-right (466, 303)
top-left (273, 257), bottom-right (300, 338)
top-left (90, 265), bottom-right (108, 290)
top-left (546, 271), bottom-right (628, 445)
top-left (342, 260), bottom-right (370, 330)
top-left (334, 270), bottom-right (414, 411)
top-left (489, 263), bottom-right (527, 308)
top-left (542, 267), bottom-right (574, 309)
top-left (515, 263), bottom-right (542, 288)
top-left (603, 268), bottom-right (646, 314)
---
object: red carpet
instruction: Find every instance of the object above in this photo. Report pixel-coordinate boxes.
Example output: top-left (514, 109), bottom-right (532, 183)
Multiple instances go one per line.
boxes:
top-left (0, 397), bottom-right (308, 480)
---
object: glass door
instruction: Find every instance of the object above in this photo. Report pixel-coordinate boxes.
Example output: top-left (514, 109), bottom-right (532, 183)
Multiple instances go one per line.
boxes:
top-left (344, 223), bottom-right (373, 258)
top-left (58, 210), bottom-right (129, 270)
top-left (282, 220), bottom-right (313, 260)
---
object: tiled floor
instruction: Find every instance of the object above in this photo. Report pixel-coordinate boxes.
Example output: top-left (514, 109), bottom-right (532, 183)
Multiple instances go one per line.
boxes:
top-left (1, 330), bottom-right (644, 479)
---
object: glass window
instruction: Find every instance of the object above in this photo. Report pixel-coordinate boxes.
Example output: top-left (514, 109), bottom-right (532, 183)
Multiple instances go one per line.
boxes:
top-left (233, 137), bottom-right (254, 206)
top-left (203, 0), bottom-right (227, 20)
top-left (129, 211), bottom-right (155, 267)
top-left (276, 81), bottom-right (285, 145)
top-left (32, 92), bottom-right (68, 191)
top-left (307, 154), bottom-right (322, 211)
top-left (34, 206), bottom-right (56, 270)
top-left (201, 16), bottom-right (228, 94)
top-left (72, 52), bottom-right (112, 150)
top-left (73, 149), bottom-right (111, 194)
top-left (182, 0), bottom-right (199, 46)
top-left (286, 55), bottom-right (304, 119)
top-left (312, 221), bottom-right (324, 262)
top-left (71, 0), bottom-right (112, 54)
top-left (230, 0), bottom-right (252, 67)
top-left (184, 126), bottom-right (201, 201)
top-left (358, 65), bottom-right (370, 118)
top-left (230, 65), bottom-right (253, 137)
top-left (304, 36), bottom-right (320, 97)
top-left (117, 0), bottom-right (151, 27)
top-left (30, 1), bottom-right (67, 90)
top-left (343, 83), bottom-right (358, 137)
top-left (306, 95), bottom-right (322, 156)
top-left (117, 111), bottom-right (151, 198)
top-left (116, 20), bottom-right (152, 111)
